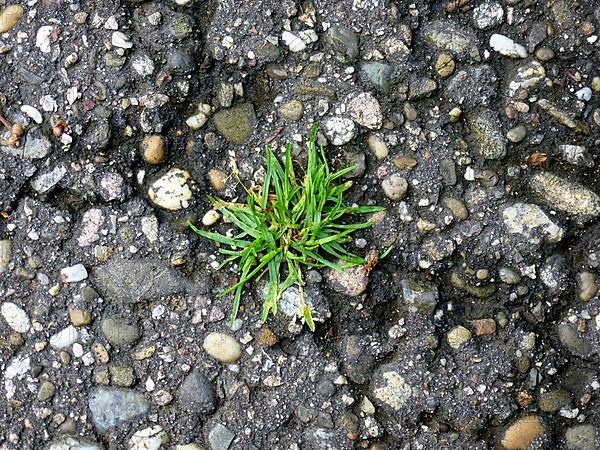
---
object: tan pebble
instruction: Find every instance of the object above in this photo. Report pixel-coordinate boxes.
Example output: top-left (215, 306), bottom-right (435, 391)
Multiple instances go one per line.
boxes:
top-left (208, 168), bottom-right (228, 191)
top-left (578, 271), bottom-right (598, 302)
top-left (382, 174), bottom-right (408, 200)
top-left (131, 345), bottom-right (157, 361)
top-left (367, 135), bottom-right (389, 160)
top-left (0, 5), bottom-right (24, 33)
top-left (69, 307), bottom-right (92, 327)
top-left (501, 415), bottom-right (545, 450)
top-left (449, 107), bottom-right (462, 123)
top-left (92, 342), bottom-right (110, 364)
top-left (142, 135), bottom-right (165, 165)
top-left (393, 155), bottom-right (418, 170)
top-left (435, 53), bottom-right (455, 78)
top-left (202, 210), bottom-right (220, 226)
top-left (443, 198), bottom-right (469, 220)
top-left (447, 325), bottom-right (472, 349)
top-left (468, 318), bottom-right (496, 336)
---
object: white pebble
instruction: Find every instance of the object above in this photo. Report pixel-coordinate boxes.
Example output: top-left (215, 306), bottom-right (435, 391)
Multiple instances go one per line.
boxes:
top-left (35, 25), bottom-right (53, 53)
top-left (575, 87), bottom-right (592, 102)
top-left (111, 31), bottom-right (133, 49)
top-left (1, 302), bottom-right (31, 333)
top-left (202, 210), bottom-right (221, 226)
top-left (49, 325), bottom-right (79, 349)
top-left (489, 33), bottom-right (527, 58)
top-left (60, 264), bottom-right (88, 283)
top-left (282, 31), bottom-right (306, 52)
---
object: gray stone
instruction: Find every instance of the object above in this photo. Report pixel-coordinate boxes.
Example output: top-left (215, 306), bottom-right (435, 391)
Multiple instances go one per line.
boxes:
top-left (422, 20), bottom-right (478, 60)
top-left (278, 100), bottom-right (304, 121)
top-left (408, 77), bottom-right (437, 100)
top-left (178, 368), bottom-right (217, 414)
top-left (362, 62), bottom-right (392, 93)
top-left (445, 65), bottom-right (497, 107)
top-left (325, 264), bottom-right (369, 297)
top-left (498, 267), bottom-right (521, 285)
top-left (92, 259), bottom-right (188, 304)
top-left (558, 145), bottom-right (594, 168)
top-left (472, 2), bottom-right (504, 29)
top-left (1, 128), bottom-right (51, 159)
top-left (348, 92), bottom-right (382, 130)
top-left (507, 124), bottom-right (527, 143)
top-left (538, 389), bottom-right (571, 413)
top-left (400, 280), bottom-right (438, 314)
top-left (502, 203), bottom-right (564, 244)
top-left (208, 424), bottom-right (235, 450)
top-left (508, 61), bottom-right (545, 97)
top-left (213, 103), bottom-right (255, 145)
top-left (467, 108), bottom-right (506, 160)
top-left (31, 165), bottom-right (66, 193)
top-left (101, 316), bottom-right (141, 346)
top-left (325, 24), bottom-right (359, 62)
top-left (88, 388), bottom-right (150, 433)
top-left (565, 425), bottom-right (596, 450)
top-left (558, 324), bottom-right (590, 356)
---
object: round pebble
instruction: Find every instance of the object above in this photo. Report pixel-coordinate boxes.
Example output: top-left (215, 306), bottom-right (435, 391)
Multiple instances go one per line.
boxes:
top-left (435, 53), bottom-right (455, 78)
top-left (278, 100), bottom-right (304, 121)
top-left (500, 416), bottom-right (545, 450)
top-left (535, 47), bottom-right (554, 61)
top-left (208, 169), bottom-right (228, 191)
top-left (202, 210), bottom-right (220, 226)
top-left (506, 124), bottom-right (527, 143)
top-left (142, 135), bottom-right (165, 165)
top-left (447, 325), bottom-right (472, 349)
top-left (0, 4), bottom-right (23, 33)
top-left (203, 332), bottom-right (242, 364)
top-left (382, 174), bottom-right (408, 200)
top-left (367, 135), bottom-right (389, 159)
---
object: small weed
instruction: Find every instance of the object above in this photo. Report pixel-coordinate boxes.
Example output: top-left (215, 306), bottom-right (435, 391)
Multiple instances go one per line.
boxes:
top-left (190, 124), bottom-right (384, 330)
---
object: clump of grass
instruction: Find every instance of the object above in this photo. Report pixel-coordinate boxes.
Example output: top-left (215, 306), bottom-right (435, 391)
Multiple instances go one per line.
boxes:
top-left (190, 124), bottom-right (384, 330)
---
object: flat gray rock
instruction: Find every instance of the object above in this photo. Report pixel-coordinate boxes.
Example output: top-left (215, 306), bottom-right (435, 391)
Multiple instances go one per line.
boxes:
top-left (92, 259), bottom-right (187, 304)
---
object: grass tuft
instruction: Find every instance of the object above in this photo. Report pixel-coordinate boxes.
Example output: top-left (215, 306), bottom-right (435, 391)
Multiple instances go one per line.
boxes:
top-left (190, 124), bottom-right (384, 331)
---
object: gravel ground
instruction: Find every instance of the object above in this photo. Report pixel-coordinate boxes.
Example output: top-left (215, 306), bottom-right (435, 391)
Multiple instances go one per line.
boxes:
top-left (1, 0), bottom-right (600, 449)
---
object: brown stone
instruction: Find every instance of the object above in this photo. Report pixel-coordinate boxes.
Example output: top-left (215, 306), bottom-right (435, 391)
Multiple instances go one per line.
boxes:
top-left (69, 307), bottom-right (92, 327)
top-left (142, 135), bottom-right (165, 165)
top-left (256, 328), bottom-right (279, 347)
top-left (501, 416), bottom-right (544, 450)
top-left (393, 156), bottom-right (418, 170)
top-left (208, 169), bottom-right (228, 191)
top-left (468, 318), bottom-right (496, 336)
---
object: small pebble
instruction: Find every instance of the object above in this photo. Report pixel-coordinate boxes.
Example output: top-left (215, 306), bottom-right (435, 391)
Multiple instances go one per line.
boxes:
top-left (0, 4), bottom-right (24, 33)
top-left (435, 53), bottom-right (455, 78)
top-left (535, 47), bottom-right (554, 61)
top-left (382, 174), bottom-right (408, 200)
top-left (60, 264), bottom-right (88, 283)
top-left (447, 325), bottom-right (472, 349)
top-left (367, 135), bottom-right (388, 159)
top-left (142, 135), bottom-right (165, 165)
top-left (208, 169), bottom-right (228, 191)
top-left (500, 416), bottom-right (545, 450)
top-left (203, 332), bottom-right (242, 364)
top-left (506, 124), bottom-right (527, 143)
top-left (202, 210), bottom-right (220, 226)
